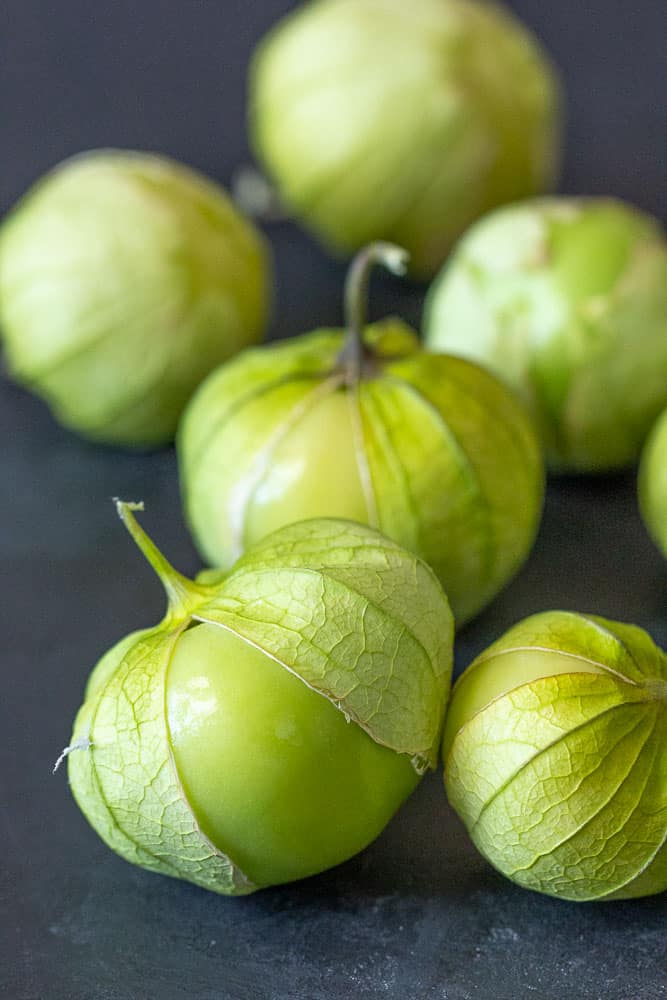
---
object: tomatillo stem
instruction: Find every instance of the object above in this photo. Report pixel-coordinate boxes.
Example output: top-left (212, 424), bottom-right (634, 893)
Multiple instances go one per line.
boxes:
top-left (114, 499), bottom-right (200, 614)
top-left (231, 165), bottom-right (287, 223)
top-left (338, 242), bottom-right (410, 383)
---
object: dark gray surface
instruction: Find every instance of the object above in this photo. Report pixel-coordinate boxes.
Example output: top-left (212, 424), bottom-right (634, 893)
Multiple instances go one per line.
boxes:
top-left (1, 2), bottom-right (666, 999)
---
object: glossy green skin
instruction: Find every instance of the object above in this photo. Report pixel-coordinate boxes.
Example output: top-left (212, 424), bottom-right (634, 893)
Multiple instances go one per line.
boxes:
top-left (425, 198), bottom-right (667, 471)
top-left (0, 151), bottom-right (271, 446)
top-left (444, 611), bottom-right (667, 901)
top-left (167, 624), bottom-right (418, 887)
top-left (250, 0), bottom-right (561, 279)
top-left (245, 389), bottom-right (368, 540)
top-left (639, 408), bottom-right (667, 557)
top-left (179, 321), bottom-right (544, 626)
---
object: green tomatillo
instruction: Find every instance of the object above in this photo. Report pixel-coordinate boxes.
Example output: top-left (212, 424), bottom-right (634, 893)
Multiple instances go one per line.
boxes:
top-left (639, 408), bottom-right (667, 558)
top-left (65, 502), bottom-right (453, 894)
top-left (0, 151), bottom-right (271, 447)
top-left (249, 0), bottom-right (561, 279)
top-left (178, 243), bottom-right (544, 627)
top-left (443, 611), bottom-right (667, 901)
top-left (425, 197), bottom-right (667, 472)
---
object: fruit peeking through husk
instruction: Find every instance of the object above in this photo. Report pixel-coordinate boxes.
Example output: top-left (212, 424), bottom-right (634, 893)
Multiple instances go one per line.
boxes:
top-left (64, 502), bottom-right (453, 894)
top-left (0, 150), bottom-right (271, 447)
top-left (639, 408), bottom-right (667, 558)
top-left (249, 0), bottom-right (561, 279)
top-left (443, 611), bottom-right (667, 901)
top-left (179, 242), bottom-right (544, 627)
top-left (425, 197), bottom-right (667, 472)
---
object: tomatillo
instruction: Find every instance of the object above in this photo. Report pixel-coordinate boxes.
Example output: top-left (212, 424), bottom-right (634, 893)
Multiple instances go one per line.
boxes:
top-left (425, 197), bottom-right (667, 472)
top-left (179, 243), bottom-right (544, 627)
top-left (640, 408), bottom-right (667, 558)
top-left (249, 0), bottom-right (561, 279)
top-left (65, 502), bottom-right (453, 894)
top-left (443, 611), bottom-right (667, 901)
top-left (0, 151), bottom-right (271, 447)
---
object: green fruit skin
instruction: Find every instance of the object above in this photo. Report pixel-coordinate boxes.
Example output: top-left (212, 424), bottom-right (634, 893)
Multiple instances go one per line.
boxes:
top-left (425, 198), bottom-right (667, 472)
top-left (639, 408), bottom-right (667, 557)
top-left (178, 321), bottom-right (544, 626)
top-left (167, 623), bottom-right (419, 887)
top-left (250, 0), bottom-right (561, 279)
top-left (443, 611), bottom-right (667, 901)
top-left (0, 150), bottom-right (271, 447)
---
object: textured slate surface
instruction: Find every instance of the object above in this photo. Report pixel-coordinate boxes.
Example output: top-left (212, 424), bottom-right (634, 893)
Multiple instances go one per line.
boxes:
top-left (1, 2), bottom-right (666, 998)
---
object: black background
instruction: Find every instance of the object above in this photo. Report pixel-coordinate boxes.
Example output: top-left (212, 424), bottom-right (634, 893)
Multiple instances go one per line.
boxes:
top-left (1, 2), bottom-right (666, 999)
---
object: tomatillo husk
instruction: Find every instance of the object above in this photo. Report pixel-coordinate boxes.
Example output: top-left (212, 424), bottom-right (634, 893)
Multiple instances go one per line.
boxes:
top-left (250, 0), bottom-right (561, 279)
top-left (0, 151), bottom-right (271, 447)
top-left (179, 243), bottom-right (544, 626)
top-left (443, 611), bottom-right (667, 901)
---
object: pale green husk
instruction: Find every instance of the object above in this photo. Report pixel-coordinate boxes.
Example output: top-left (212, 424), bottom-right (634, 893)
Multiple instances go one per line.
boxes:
top-left (425, 198), bottom-right (667, 471)
top-left (179, 320), bottom-right (544, 626)
top-left (68, 505), bottom-right (453, 895)
top-left (444, 611), bottom-right (667, 901)
top-left (0, 150), bottom-right (271, 446)
top-left (250, 0), bottom-right (561, 278)
top-left (639, 408), bottom-right (667, 557)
